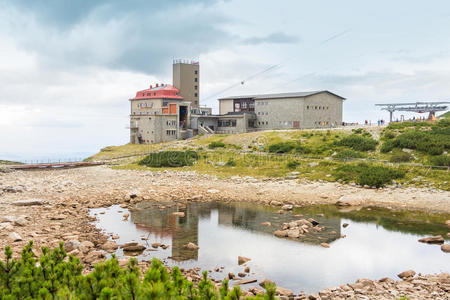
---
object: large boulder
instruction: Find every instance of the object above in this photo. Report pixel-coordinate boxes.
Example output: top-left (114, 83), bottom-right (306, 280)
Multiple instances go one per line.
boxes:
top-left (259, 279), bottom-right (275, 288)
top-left (183, 242), bottom-right (199, 250)
top-left (64, 240), bottom-right (81, 252)
top-left (8, 232), bottom-right (22, 242)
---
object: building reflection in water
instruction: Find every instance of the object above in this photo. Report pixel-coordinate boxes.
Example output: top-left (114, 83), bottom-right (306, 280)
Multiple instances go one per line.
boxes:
top-left (130, 202), bottom-right (342, 261)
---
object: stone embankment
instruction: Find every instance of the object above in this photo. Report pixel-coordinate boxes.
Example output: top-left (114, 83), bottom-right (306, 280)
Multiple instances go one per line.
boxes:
top-left (1, 166), bottom-right (449, 299)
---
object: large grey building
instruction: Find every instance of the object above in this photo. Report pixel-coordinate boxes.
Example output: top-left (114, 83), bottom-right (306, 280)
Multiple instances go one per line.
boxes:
top-left (129, 61), bottom-right (345, 144)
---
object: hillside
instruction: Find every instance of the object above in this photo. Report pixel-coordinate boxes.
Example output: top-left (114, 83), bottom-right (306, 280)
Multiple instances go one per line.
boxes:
top-left (89, 120), bottom-right (450, 190)
top-left (439, 111), bottom-right (450, 119)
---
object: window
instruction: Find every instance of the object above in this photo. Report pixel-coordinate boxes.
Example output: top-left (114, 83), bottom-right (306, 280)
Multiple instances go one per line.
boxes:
top-left (266, 121), bottom-right (268, 125)
top-left (265, 112), bottom-right (268, 115)
top-left (307, 106), bottom-right (309, 109)
top-left (147, 93), bottom-right (150, 96)
top-left (265, 102), bottom-right (268, 105)
top-left (154, 92), bottom-right (156, 96)
top-left (249, 102), bottom-right (254, 109)
top-left (315, 106), bottom-right (317, 109)
top-left (194, 78), bottom-right (198, 82)
top-left (241, 102), bottom-right (247, 109)
top-left (194, 93), bottom-right (198, 97)
top-left (194, 85), bottom-right (198, 90)
top-left (194, 70), bottom-right (198, 75)
top-left (218, 119), bottom-right (237, 127)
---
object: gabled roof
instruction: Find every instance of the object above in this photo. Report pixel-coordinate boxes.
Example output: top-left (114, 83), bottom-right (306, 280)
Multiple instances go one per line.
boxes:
top-left (218, 90), bottom-right (345, 101)
top-left (130, 84), bottom-right (184, 101)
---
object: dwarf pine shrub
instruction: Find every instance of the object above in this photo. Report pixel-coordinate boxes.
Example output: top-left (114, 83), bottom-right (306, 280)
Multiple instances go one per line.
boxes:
top-left (286, 160), bottom-right (300, 169)
top-left (334, 163), bottom-right (405, 188)
top-left (208, 141), bottom-right (226, 149)
top-left (0, 242), bottom-right (277, 300)
top-left (268, 142), bottom-right (296, 153)
top-left (429, 155), bottom-right (450, 167)
top-left (333, 150), bottom-right (365, 161)
top-left (335, 135), bottom-right (378, 151)
top-left (389, 150), bottom-right (413, 163)
top-left (139, 151), bottom-right (198, 167)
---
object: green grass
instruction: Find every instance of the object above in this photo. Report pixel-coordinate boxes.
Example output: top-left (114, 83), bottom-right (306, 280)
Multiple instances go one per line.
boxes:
top-left (0, 160), bottom-right (22, 165)
top-left (97, 121), bottom-right (450, 190)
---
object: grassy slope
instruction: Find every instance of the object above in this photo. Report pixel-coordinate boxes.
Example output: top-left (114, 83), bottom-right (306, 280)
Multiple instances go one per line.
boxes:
top-left (439, 111), bottom-right (450, 119)
top-left (91, 123), bottom-right (450, 190)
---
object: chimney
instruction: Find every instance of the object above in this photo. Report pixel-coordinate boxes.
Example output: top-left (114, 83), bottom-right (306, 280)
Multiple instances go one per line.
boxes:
top-left (156, 83), bottom-right (159, 87)
top-left (150, 85), bottom-right (152, 89)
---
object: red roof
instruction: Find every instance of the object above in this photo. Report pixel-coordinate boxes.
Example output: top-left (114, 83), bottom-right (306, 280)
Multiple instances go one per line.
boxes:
top-left (130, 84), bottom-right (184, 100)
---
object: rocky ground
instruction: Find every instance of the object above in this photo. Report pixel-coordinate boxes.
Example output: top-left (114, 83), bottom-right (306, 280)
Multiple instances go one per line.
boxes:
top-left (0, 165), bottom-right (449, 299)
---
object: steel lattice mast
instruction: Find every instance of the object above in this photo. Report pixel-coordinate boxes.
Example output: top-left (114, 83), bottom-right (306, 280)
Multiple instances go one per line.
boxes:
top-left (375, 102), bottom-right (450, 122)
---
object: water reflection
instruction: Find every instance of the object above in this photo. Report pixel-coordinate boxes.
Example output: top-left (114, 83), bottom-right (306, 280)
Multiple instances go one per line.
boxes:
top-left (91, 202), bottom-right (450, 294)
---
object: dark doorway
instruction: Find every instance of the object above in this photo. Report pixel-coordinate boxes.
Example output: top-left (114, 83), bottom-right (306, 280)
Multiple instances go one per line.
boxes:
top-left (179, 106), bottom-right (188, 128)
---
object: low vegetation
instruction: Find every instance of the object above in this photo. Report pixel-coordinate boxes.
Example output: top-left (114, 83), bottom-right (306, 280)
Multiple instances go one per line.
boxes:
top-left (334, 163), bottom-right (405, 188)
top-left (92, 119), bottom-right (449, 190)
top-left (334, 134), bottom-right (378, 151)
top-left (0, 242), bottom-right (276, 299)
top-left (139, 151), bottom-right (198, 167)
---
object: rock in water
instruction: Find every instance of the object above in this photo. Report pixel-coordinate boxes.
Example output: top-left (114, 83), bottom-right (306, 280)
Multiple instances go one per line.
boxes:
top-left (238, 256), bottom-right (251, 265)
top-left (320, 243), bottom-right (330, 248)
top-left (418, 235), bottom-right (444, 244)
top-left (183, 242), bottom-right (199, 250)
top-left (397, 270), bottom-right (416, 279)
top-left (441, 244), bottom-right (450, 253)
top-left (172, 212), bottom-right (185, 217)
top-left (342, 223), bottom-right (349, 228)
top-left (122, 244), bottom-right (146, 252)
top-left (259, 279), bottom-right (275, 288)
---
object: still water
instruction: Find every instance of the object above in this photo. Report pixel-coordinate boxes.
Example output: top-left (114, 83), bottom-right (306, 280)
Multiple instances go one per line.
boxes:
top-left (90, 202), bottom-right (450, 294)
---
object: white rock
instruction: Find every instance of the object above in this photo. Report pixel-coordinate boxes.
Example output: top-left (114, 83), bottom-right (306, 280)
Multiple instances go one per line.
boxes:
top-left (9, 232), bottom-right (22, 242)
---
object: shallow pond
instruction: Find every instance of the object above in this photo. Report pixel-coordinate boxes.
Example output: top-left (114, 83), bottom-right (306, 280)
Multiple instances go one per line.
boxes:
top-left (90, 202), bottom-right (450, 294)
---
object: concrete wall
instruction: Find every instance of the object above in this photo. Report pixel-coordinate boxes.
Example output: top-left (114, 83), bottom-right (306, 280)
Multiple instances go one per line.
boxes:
top-left (130, 115), bottom-right (178, 144)
top-left (216, 113), bottom-right (255, 134)
top-left (254, 97), bottom-right (304, 129)
top-left (173, 63), bottom-right (199, 107)
top-left (219, 99), bottom-right (234, 115)
top-left (302, 92), bottom-right (343, 128)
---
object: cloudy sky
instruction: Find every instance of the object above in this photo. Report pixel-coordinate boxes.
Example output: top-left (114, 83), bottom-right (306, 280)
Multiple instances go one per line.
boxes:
top-left (1, 0), bottom-right (449, 161)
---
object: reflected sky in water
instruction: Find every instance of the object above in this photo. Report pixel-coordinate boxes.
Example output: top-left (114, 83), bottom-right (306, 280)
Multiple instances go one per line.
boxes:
top-left (90, 202), bottom-right (450, 294)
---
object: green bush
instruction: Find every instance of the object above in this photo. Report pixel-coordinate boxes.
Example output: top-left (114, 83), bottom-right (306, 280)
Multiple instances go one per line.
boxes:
top-left (208, 141), bottom-right (226, 149)
top-left (139, 151), bottom-right (198, 167)
top-left (429, 155), bottom-right (450, 167)
top-left (225, 158), bottom-right (236, 166)
top-left (0, 242), bottom-right (276, 299)
top-left (268, 142), bottom-right (296, 153)
top-left (286, 160), bottom-right (300, 169)
top-left (380, 140), bottom-right (395, 153)
top-left (383, 131), bottom-right (396, 140)
top-left (335, 134), bottom-right (378, 151)
top-left (334, 150), bottom-right (365, 161)
top-left (334, 163), bottom-right (405, 188)
top-left (389, 150), bottom-right (413, 163)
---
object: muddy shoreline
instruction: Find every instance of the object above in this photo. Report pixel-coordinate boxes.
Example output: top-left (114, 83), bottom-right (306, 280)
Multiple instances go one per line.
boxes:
top-left (1, 166), bottom-right (449, 299)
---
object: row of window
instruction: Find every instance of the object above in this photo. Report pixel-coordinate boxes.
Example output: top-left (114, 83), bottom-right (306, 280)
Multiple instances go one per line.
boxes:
top-left (315, 121), bottom-right (330, 125)
top-left (256, 101), bottom-right (269, 106)
top-left (166, 130), bottom-right (177, 136)
top-left (138, 102), bottom-right (153, 108)
top-left (307, 105), bottom-right (329, 110)
top-left (258, 121), bottom-right (269, 125)
top-left (166, 120), bottom-right (176, 126)
top-left (257, 111), bottom-right (269, 115)
top-left (218, 120), bottom-right (237, 127)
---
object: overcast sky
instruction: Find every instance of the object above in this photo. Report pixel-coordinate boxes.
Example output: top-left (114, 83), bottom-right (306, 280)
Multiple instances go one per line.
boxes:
top-left (1, 0), bottom-right (449, 161)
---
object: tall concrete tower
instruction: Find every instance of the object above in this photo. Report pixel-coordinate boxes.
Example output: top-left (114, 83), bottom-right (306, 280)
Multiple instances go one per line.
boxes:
top-left (173, 59), bottom-right (199, 108)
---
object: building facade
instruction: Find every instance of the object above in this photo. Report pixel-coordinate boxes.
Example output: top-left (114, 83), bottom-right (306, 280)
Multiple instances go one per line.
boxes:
top-left (129, 61), bottom-right (345, 144)
top-left (218, 91), bottom-right (344, 129)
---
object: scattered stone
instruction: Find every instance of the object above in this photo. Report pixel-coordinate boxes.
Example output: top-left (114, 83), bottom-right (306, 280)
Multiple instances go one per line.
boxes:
top-left (418, 235), bottom-right (444, 244)
top-left (238, 272), bottom-right (246, 278)
top-left (398, 270), bottom-right (416, 279)
top-left (446, 220), bottom-right (450, 227)
top-left (184, 242), bottom-right (199, 250)
top-left (1, 216), bottom-right (16, 223)
top-left (64, 240), bottom-right (81, 252)
top-left (12, 199), bottom-right (44, 206)
top-left (441, 244), bottom-right (450, 253)
top-left (343, 223), bottom-right (349, 228)
top-left (101, 241), bottom-right (118, 252)
top-left (9, 232), bottom-right (22, 242)
top-left (270, 200), bottom-right (282, 206)
top-left (123, 213), bottom-right (130, 221)
top-left (127, 191), bottom-right (139, 199)
top-left (228, 272), bottom-right (235, 279)
top-left (50, 215), bottom-right (66, 220)
top-left (207, 189), bottom-right (220, 194)
top-left (320, 243), bottom-right (330, 248)
top-left (244, 266), bottom-right (250, 273)
top-left (261, 222), bottom-right (271, 226)
top-left (152, 243), bottom-right (162, 248)
top-left (238, 256), bottom-right (251, 265)
top-left (276, 287), bottom-right (293, 296)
